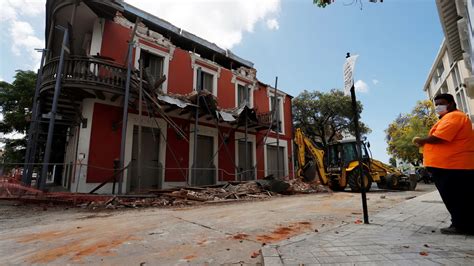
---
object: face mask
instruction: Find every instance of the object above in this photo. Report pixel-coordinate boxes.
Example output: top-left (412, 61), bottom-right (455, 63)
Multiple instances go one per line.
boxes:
top-left (435, 105), bottom-right (448, 116)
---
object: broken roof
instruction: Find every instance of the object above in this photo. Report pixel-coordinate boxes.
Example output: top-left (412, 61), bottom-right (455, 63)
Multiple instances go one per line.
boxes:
top-left (157, 91), bottom-right (261, 124)
top-left (45, 0), bottom-right (254, 69)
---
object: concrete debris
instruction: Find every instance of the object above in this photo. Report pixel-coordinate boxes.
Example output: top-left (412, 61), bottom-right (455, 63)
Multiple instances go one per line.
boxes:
top-left (1, 177), bottom-right (329, 210)
top-left (287, 178), bottom-right (331, 194)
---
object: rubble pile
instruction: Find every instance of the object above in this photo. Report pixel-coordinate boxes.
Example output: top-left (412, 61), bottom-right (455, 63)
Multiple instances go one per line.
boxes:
top-left (82, 178), bottom-right (330, 209)
top-left (1, 178), bottom-right (330, 210)
top-left (287, 178), bottom-right (331, 194)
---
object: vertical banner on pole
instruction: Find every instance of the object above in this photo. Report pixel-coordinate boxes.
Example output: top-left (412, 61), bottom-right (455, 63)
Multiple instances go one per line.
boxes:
top-left (343, 54), bottom-right (359, 96)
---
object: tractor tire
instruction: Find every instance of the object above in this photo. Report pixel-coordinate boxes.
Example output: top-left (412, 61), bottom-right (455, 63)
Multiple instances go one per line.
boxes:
top-left (376, 177), bottom-right (387, 189)
top-left (347, 168), bottom-right (372, 192)
top-left (385, 174), bottom-right (400, 189)
top-left (408, 174), bottom-right (418, 191)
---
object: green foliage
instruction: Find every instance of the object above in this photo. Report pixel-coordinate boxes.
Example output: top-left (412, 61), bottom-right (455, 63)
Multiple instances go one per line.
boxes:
top-left (292, 89), bottom-right (371, 148)
top-left (0, 70), bottom-right (36, 134)
top-left (0, 70), bottom-right (37, 169)
top-left (385, 100), bottom-right (437, 166)
top-left (389, 157), bottom-right (397, 168)
top-left (313, 0), bottom-right (334, 8)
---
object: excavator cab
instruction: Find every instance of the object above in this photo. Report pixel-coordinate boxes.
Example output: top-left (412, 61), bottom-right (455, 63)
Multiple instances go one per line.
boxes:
top-left (326, 141), bottom-right (370, 170)
top-left (324, 140), bottom-right (373, 191)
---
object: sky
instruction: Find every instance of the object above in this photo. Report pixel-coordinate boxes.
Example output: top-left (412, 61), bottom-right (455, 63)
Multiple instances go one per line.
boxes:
top-left (0, 0), bottom-right (444, 163)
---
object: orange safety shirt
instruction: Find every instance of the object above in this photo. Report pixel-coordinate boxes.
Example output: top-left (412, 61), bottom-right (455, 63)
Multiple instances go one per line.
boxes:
top-left (423, 110), bottom-right (474, 169)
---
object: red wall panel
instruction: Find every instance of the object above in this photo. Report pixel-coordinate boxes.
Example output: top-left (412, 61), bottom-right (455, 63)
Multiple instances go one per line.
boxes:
top-left (101, 20), bottom-right (131, 66)
top-left (217, 68), bottom-right (235, 109)
top-left (164, 118), bottom-right (189, 182)
top-left (87, 103), bottom-right (122, 183)
top-left (168, 48), bottom-right (193, 95)
top-left (218, 129), bottom-right (235, 181)
top-left (254, 84), bottom-right (270, 113)
top-left (283, 95), bottom-right (293, 139)
top-left (256, 132), bottom-right (266, 179)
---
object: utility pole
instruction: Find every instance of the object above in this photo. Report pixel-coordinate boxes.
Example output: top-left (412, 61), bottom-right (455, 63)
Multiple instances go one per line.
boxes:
top-left (344, 52), bottom-right (369, 224)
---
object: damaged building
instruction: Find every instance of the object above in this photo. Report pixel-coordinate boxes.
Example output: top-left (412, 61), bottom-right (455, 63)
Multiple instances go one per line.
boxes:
top-left (23, 0), bottom-right (294, 194)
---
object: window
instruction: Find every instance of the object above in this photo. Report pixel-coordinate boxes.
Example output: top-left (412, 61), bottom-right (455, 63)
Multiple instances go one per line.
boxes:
top-left (434, 61), bottom-right (445, 84)
top-left (195, 67), bottom-right (216, 94)
top-left (453, 65), bottom-right (462, 89)
top-left (237, 84), bottom-right (251, 107)
top-left (137, 46), bottom-right (169, 92)
top-left (270, 95), bottom-right (283, 133)
top-left (142, 51), bottom-right (164, 87)
top-left (456, 87), bottom-right (470, 115)
top-left (440, 85), bottom-right (448, 94)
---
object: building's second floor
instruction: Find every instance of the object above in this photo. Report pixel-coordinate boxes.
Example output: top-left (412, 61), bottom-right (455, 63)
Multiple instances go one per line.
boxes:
top-left (41, 0), bottom-right (293, 136)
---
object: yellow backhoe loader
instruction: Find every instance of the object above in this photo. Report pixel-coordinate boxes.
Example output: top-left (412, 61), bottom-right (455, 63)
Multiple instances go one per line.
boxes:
top-left (295, 128), bottom-right (417, 192)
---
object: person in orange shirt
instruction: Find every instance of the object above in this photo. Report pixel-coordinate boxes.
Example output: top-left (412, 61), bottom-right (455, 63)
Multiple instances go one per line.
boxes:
top-left (414, 93), bottom-right (474, 235)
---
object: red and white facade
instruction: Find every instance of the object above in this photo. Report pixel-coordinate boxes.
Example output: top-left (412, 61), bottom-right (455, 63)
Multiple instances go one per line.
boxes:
top-left (43, 1), bottom-right (294, 193)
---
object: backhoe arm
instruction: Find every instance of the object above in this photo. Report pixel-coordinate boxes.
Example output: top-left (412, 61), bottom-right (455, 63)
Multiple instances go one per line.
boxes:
top-left (294, 128), bottom-right (329, 185)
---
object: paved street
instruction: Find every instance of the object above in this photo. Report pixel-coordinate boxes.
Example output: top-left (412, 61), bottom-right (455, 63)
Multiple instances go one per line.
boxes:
top-left (263, 191), bottom-right (474, 265)
top-left (0, 185), bottom-right (435, 265)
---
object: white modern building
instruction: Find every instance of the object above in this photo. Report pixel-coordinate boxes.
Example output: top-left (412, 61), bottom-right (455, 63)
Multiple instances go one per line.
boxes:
top-left (423, 0), bottom-right (474, 123)
top-left (424, 39), bottom-right (474, 122)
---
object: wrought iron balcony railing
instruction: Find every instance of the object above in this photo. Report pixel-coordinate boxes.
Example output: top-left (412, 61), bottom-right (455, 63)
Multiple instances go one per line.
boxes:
top-left (40, 56), bottom-right (127, 94)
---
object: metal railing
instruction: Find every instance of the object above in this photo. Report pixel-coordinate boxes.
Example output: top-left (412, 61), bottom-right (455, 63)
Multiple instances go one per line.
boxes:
top-left (40, 56), bottom-right (127, 92)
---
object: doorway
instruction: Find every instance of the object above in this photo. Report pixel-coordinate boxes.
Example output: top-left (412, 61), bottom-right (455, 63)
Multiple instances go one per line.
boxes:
top-left (192, 135), bottom-right (216, 186)
top-left (238, 140), bottom-right (255, 181)
top-left (129, 126), bottom-right (162, 192)
top-left (267, 145), bottom-right (285, 178)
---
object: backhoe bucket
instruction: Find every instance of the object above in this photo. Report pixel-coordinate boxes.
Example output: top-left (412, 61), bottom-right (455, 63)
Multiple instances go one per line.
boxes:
top-left (302, 162), bottom-right (318, 182)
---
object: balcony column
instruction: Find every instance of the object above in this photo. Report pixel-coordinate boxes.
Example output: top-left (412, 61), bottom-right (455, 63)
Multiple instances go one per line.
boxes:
top-left (22, 49), bottom-right (47, 185)
top-left (40, 26), bottom-right (69, 191)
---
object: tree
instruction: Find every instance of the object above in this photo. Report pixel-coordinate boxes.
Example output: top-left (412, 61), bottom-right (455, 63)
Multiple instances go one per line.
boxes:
top-left (0, 70), bottom-right (37, 170)
top-left (385, 100), bottom-right (437, 166)
top-left (389, 157), bottom-right (397, 168)
top-left (292, 89), bottom-right (371, 148)
top-left (313, 0), bottom-right (383, 8)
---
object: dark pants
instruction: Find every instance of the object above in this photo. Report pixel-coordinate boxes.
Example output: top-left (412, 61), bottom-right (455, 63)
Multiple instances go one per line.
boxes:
top-left (427, 167), bottom-right (474, 233)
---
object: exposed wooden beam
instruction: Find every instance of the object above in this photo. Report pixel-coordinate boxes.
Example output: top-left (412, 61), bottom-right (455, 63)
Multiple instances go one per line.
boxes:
top-left (95, 90), bottom-right (106, 100)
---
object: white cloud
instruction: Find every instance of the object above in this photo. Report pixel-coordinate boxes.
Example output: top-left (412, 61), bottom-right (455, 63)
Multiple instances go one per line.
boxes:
top-left (266, 18), bottom-right (279, 30)
top-left (9, 21), bottom-right (44, 67)
top-left (355, 80), bottom-right (369, 93)
top-left (1, 0), bottom-right (45, 22)
top-left (125, 0), bottom-right (281, 49)
top-left (372, 79), bottom-right (379, 85)
top-left (2, 0), bottom-right (45, 70)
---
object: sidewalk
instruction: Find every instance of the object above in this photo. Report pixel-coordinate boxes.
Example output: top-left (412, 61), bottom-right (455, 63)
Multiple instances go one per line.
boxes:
top-left (262, 191), bottom-right (474, 265)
